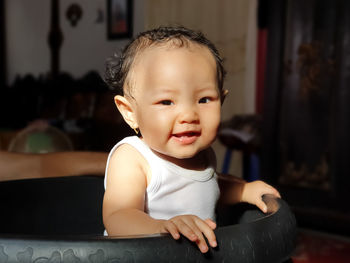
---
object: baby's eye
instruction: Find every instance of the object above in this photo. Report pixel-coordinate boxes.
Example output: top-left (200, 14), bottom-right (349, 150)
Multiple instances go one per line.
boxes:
top-left (159, 100), bottom-right (174, 105)
top-left (199, 97), bottom-right (211, 104)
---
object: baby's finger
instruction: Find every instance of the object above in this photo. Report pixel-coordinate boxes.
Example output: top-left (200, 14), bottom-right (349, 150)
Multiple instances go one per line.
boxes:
top-left (179, 219), bottom-right (210, 253)
top-left (272, 188), bottom-right (281, 198)
top-left (204, 218), bottom-right (217, 230)
top-left (264, 184), bottom-right (281, 198)
top-left (163, 220), bottom-right (181, 240)
top-left (192, 230), bottom-right (209, 253)
top-left (195, 219), bottom-right (217, 249)
top-left (172, 219), bottom-right (198, 242)
top-left (255, 199), bottom-right (268, 213)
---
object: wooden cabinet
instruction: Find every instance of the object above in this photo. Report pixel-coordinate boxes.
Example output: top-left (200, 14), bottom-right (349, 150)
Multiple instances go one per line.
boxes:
top-left (261, 0), bottom-right (350, 235)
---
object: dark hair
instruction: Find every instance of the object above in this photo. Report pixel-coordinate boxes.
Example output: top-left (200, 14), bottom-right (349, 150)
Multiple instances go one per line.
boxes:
top-left (104, 26), bottom-right (226, 96)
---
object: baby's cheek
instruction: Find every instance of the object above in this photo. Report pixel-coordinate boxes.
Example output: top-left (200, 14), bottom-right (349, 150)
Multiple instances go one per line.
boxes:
top-left (210, 116), bottom-right (221, 133)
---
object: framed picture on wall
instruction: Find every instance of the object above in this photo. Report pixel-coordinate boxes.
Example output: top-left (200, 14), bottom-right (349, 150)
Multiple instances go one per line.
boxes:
top-left (107, 0), bottom-right (133, 39)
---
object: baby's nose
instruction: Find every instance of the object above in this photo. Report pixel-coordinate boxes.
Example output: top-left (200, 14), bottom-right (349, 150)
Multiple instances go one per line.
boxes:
top-left (178, 106), bottom-right (199, 124)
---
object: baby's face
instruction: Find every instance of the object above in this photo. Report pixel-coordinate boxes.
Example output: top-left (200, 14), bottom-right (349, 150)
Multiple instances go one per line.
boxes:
top-left (129, 43), bottom-right (221, 163)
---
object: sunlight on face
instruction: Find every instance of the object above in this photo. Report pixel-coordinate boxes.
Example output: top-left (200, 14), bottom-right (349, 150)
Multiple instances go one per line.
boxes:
top-left (129, 43), bottom-right (221, 165)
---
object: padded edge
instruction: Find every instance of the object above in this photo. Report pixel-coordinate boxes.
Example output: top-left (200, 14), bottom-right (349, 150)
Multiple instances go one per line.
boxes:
top-left (0, 195), bottom-right (296, 263)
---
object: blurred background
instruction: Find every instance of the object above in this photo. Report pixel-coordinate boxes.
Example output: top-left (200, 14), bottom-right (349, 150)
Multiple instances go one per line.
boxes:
top-left (0, 0), bottom-right (350, 261)
top-left (0, 0), bottom-right (259, 174)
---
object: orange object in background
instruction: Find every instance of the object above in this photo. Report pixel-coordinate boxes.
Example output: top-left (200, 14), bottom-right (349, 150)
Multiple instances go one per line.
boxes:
top-left (292, 230), bottom-right (350, 263)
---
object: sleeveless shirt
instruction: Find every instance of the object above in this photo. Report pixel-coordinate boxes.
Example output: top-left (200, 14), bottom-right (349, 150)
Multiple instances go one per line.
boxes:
top-left (104, 136), bottom-right (220, 221)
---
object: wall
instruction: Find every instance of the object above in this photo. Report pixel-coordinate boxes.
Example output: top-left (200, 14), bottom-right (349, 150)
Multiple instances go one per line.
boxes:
top-left (145, 0), bottom-right (257, 117)
top-left (5, 0), bottom-right (144, 85)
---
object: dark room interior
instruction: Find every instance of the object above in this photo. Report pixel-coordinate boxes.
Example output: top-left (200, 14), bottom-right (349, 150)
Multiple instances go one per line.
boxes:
top-left (0, 0), bottom-right (349, 262)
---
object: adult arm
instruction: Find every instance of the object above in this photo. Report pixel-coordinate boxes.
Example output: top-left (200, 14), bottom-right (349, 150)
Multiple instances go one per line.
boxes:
top-left (0, 151), bottom-right (108, 181)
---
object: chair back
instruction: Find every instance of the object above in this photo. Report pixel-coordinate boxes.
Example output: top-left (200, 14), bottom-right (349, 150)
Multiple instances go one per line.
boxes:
top-left (0, 176), bottom-right (105, 235)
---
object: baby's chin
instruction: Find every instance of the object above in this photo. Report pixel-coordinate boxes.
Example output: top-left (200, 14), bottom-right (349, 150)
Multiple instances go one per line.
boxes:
top-left (154, 147), bottom-right (210, 166)
top-left (152, 150), bottom-right (196, 162)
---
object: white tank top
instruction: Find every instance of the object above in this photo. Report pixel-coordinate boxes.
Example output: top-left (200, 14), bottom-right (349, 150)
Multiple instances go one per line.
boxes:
top-left (104, 136), bottom-right (220, 221)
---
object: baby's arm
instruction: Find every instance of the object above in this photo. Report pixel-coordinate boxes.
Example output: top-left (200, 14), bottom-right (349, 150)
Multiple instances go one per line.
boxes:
top-left (218, 174), bottom-right (280, 212)
top-left (103, 144), bottom-right (216, 253)
top-left (103, 144), bottom-right (160, 235)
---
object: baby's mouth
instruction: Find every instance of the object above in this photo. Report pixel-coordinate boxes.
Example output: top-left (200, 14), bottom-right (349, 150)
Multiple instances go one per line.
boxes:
top-left (172, 131), bottom-right (201, 144)
top-left (174, 131), bottom-right (200, 137)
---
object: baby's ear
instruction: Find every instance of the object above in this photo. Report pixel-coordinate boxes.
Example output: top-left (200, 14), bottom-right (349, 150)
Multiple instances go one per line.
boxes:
top-left (114, 95), bottom-right (138, 129)
top-left (221, 89), bottom-right (229, 104)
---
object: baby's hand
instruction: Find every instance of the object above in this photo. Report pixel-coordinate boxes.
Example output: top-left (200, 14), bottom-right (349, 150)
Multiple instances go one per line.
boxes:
top-left (241, 180), bottom-right (281, 213)
top-left (160, 215), bottom-right (217, 253)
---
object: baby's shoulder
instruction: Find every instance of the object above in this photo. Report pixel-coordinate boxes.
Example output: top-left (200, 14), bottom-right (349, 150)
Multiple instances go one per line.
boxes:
top-left (110, 143), bottom-right (145, 165)
top-left (108, 143), bottom-right (150, 178)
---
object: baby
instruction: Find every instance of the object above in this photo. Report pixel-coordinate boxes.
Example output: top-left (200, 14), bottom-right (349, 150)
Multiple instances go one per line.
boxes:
top-left (103, 26), bottom-right (280, 253)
